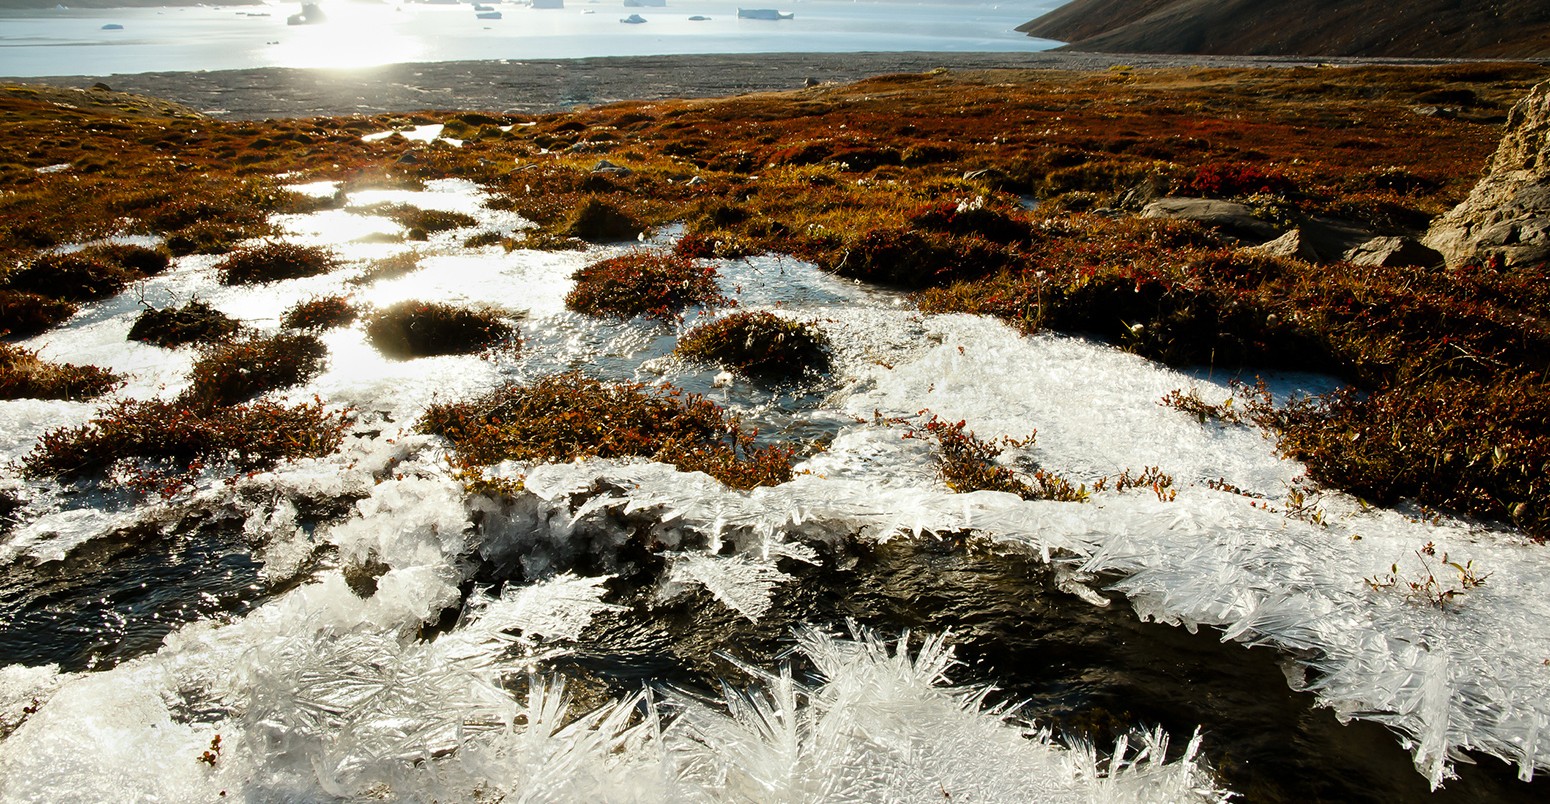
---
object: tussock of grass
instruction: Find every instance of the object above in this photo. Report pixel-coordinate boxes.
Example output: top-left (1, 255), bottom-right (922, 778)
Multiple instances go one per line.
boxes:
top-left (566, 250), bottom-right (728, 323)
top-left (0, 343), bottom-right (119, 401)
top-left (561, 197), bottom-right (642, 242)
top-left (21, 398), bottom-right (347, 491)
top-left (351, 250), bottom-right (423, 285)
top-left (365, 300), bottom-right (517, 358)
top-left (180, 333), bottom-right (328, 408)
top-left (676, 311), bottom-right (831, 379)
top-left (281, 295), bottom-right (358, 331)
top-left (3, 244), bottom-right (168, 302)
top-left (215, 241), bottom-right (339, 285)
top-left (359, 202), bottom-right (479, 240)
top-left (420, 372), bottom-right (794, 490)
top-left (128, 300), bottom-right (240, 348)
top-left (0, 290), bottom-right (75, 338)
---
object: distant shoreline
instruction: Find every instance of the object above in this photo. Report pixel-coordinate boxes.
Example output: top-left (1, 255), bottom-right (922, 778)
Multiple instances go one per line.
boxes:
top-left (0, 0), bottom-right (262, 7)
top-left (11, 50), bottom-right (1543, 119)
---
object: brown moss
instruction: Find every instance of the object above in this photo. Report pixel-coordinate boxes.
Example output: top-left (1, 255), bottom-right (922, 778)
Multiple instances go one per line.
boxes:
top-left (4, 244), bottom-right (167, 302)
top-left (560, 197), bottom-right (642, 242)
top-left (675, 311), bottom-right (831, 380)
top-left (215, 241), bottom-right (339, 285)
top-left (566, 250), bottom-right (728, 323)
top-left (0, 290), bottom-right (76, 337)
top-left (0, 343), bottom-right (119, 401)
top-left (419, 372), bottom-right (794, 490)
top-left (359, 202), bottom-right (479, 240)
top-left (21, 398), bottom-right (347, 491)
top-left (351, 250), bottom-right (423, 285)
top-left (180, 333), bottom-right (328, 409)
top-left (128, 300), bottom-right (240, 348)
top-left (281, 295), bottom-right (358, 331)
top-left (364, 300), bottom-right (517, 358)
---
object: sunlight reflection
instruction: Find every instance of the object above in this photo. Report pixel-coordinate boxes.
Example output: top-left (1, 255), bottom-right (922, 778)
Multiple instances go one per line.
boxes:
top-left (264, 3), bottom-right (425, 70)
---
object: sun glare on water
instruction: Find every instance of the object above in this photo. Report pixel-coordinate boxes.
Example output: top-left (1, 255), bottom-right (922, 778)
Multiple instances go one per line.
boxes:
top-left (264, 3), bottom-right (426, 70)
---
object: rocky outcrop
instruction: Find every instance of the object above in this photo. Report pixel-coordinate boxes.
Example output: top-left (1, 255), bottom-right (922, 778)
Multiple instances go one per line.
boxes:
top-left (1425, 82), bottom-right (1550, 268)
top-left (1246, 226), bottom-right (1442, 267)
top-left (1342, 236), bottom-right (1444, 268)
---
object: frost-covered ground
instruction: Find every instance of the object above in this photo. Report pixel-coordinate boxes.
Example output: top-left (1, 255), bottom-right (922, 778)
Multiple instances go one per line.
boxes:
top-left (1, 178), bottom-right (1548, 800)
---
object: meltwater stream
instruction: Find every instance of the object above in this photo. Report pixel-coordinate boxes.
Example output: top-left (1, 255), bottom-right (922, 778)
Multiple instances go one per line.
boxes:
top-left (2, 177), bottom-right (1549, 802)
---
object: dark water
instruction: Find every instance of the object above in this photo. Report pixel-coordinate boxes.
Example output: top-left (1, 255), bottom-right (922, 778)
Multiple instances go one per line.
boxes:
top-left (5, 490), bottom-right (1547, 802)
top-left (552, 532), bottom-right (1549, 803)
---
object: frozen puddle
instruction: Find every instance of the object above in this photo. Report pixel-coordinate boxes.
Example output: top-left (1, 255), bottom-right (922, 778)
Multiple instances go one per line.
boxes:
top-left (2, 178), bottom-right (1548, 799)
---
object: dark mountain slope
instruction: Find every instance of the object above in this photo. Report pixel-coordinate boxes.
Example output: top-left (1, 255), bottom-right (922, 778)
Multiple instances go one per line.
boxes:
top-left (1018, 0), bottom-right (1550, 58)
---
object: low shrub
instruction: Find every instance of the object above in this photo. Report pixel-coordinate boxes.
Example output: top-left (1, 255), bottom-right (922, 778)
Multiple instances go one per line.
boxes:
top-left (561, 197), bottom-right (642, 242)
top-left (128, 300), bottom-right (240, 347)
top-left (21, 398), bottom-right (348, 491)
top-left (566, 250), bottom-right (728, 323)
top-left (0, 291), bottom-right (76, 337)
top-left (281, 295), bottom-right (358, 330)
top-left (1264, 376), bottom-right (1550, 539)
top-left (462, 230), bottom-right (505, 248)
top-left (351, 250), bottom-right (423, 285)
top-left (675, 311), bottom-right (831, 379)
top-left (215, 241), bottom-right (339, 285)
top-left (0, 343), bottom-right (119, 401)
top-left (1187, 162), bottom-right (1297, 198)
top-left (419, 372), bottom-right (794, 490)
top-left (83, 243), bottom-right (171, 276)
top-left (820, 226), bottom-right (1019, 288)
top-left (365, 300), bottom-right (517, 358)
top-left (905, 200), bottom-right (1033, 244)
top-left (359, 202), bottom-right (478, 240)
top-left (9, 252), bottom-right (136, 301)
top-left (165, 221), bottom-right (263, 257)
top-left (180, 333), bottom-right (328, 408)
top-left (910, 415), bottom-right (1087, 502)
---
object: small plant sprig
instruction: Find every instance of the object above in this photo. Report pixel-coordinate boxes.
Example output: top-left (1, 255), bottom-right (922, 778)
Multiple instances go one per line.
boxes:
top-left (906, 414), bottom-right (1088, 502)
top-left (1090, 465), bottom-right (1177, 502)
top-left (198, 734), bottom-right (222, 766)
top-left (0, 698), bottom-right (40, 740)
top-left (1364, 543), bottom-right (1491, 608)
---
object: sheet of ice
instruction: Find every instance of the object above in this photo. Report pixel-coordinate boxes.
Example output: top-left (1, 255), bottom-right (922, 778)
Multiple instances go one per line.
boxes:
top-left (662, 552), bottom-right (790, 622)
top-left (361, 124), bottom-right (455, 145)
top-left (518, 440), bottom-right (1550, 788)
top-left (6, 169), bottom-right (1550, 796)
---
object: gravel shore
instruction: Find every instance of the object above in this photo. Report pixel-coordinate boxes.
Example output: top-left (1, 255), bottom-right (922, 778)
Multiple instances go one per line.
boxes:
top-left (7, 50), bottom-right (1520, 119)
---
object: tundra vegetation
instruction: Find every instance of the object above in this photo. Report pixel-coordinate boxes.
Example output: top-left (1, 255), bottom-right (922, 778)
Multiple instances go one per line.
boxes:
top-left (1, 65), bottom-right (1548, 534)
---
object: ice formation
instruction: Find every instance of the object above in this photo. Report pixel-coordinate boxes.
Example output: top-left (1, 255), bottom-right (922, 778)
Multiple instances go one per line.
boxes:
top-left (2, 177), bottom-right (1548, 800)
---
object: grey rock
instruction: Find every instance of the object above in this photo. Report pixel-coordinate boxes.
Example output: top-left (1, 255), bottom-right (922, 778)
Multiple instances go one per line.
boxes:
top-left (1140, 197), bottom-right (1283, 242)
top-left (1299, 216), bottom-right (1378, 263)
top-left (1247, 228), bottom-right (1318, 261)
top-left (1342, 236), bottom-right (1445, 268)
top-left (591, 159), bottom-right (632, 175)
top-left (1425, 81), bottom-right (1550, 268)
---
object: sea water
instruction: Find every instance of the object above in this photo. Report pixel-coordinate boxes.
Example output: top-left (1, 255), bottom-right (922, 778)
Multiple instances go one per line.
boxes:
top-left (0, 0), bottom-right (1065, 77)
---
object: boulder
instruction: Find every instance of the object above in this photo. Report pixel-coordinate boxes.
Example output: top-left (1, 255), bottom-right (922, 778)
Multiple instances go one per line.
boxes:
top-left (1247, 228), bottom-right (1318, 261)
top-left (1140, 198), bottom-right (1283, 242)
top-left (1299, 216), bottom-right (1378, 263)
top-left (1425, 81), bottom-right (1550, 268)
top-left (1342, 236), bottom-right (1444, 268)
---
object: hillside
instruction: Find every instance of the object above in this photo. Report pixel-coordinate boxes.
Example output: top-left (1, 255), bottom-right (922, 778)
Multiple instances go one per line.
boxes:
top-left (1018, 0), bottom-right (1550, 58)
